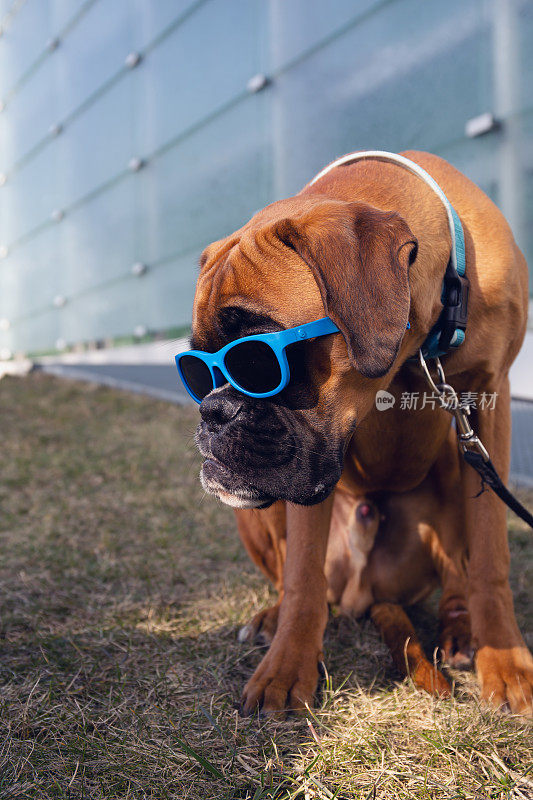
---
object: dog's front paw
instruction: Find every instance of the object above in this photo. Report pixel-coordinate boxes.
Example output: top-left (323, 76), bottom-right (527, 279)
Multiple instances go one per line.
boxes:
top-left (476, 645), bottom-right (533, 716)
top-left (240, 637), bottom-right (322, 717)
top-left (238, 602), bottom-right (280, 646)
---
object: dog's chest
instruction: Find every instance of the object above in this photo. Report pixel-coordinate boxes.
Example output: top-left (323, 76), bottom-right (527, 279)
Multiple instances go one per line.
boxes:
top-left (342, 401), bottom-right (453, 492)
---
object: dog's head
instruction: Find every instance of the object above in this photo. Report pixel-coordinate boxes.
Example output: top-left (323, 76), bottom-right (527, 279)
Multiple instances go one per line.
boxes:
top-left (191, 196), bottom-right (417, 508)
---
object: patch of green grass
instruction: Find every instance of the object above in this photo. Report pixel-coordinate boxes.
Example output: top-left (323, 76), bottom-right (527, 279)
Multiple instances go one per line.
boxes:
top-left (0, 374), bottom-right (531, 799)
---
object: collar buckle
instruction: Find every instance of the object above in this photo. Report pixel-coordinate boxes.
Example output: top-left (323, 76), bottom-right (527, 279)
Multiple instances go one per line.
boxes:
top-left (436, 261), bottom-right (470, 353)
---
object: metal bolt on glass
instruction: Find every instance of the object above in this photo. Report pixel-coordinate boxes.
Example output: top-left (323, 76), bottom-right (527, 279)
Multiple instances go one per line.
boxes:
top-left (128, 156), bottom-right (145, 172)
top-left (48, 122), bottom-right (63, 137)
top-left (125, 51), bottom-right (142, 69)
top-left (246, 73), bottom-right (269, 93)
top-left (465, 112), bottom-right (499, 138)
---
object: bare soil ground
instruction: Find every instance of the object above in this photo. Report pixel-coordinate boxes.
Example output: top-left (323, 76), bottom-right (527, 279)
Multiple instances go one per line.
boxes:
top-left (0, 373), bottom-right (531, 799)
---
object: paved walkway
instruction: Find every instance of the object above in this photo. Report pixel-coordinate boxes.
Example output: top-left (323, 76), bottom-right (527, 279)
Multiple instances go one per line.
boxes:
top-left (40, 363), bottom-right (188, 405)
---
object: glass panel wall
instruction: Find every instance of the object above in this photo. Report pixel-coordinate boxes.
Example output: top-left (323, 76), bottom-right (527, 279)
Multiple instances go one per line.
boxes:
top-left (0, 0), bottom-right (531, 355)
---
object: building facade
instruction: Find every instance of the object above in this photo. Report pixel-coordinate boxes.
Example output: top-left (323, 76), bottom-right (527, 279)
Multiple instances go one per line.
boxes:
top-left (0, 0), bottom-right (531, 356)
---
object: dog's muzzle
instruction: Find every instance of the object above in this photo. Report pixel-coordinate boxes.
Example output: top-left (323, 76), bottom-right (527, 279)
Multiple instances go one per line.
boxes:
top-left (196, 390), bottom-right (276, 508)
top-left (195, 387), bottom-right (344, 508)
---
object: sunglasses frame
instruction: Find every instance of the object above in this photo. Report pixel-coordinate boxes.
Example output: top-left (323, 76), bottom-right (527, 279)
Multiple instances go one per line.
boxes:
top-left (175, 316), bottom-right (340, 403)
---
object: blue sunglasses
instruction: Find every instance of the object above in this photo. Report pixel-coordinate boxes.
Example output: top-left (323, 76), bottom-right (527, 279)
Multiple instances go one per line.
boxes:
top-left (175, 316), bottom-right (340, 403)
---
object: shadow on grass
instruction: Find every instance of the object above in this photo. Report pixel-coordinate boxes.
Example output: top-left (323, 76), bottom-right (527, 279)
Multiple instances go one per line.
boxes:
top-left (1, 561), bottom-right (429, 797)
top-left (0, 619), bottom-right (374, 798)
top-left (0, 587), bottom-right (458, 792)
top-left (0, 597), bottom-right (505, 799)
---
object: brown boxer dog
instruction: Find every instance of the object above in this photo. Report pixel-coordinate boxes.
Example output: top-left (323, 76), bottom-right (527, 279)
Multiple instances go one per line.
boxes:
top-left (190, 151), bottom-right (532, 715)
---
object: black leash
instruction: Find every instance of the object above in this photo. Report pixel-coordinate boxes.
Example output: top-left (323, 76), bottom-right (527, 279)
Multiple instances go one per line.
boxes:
top-left (462, 450), bottom-right (533, 527)
top-left (418, 352), bottom-right (533, 530)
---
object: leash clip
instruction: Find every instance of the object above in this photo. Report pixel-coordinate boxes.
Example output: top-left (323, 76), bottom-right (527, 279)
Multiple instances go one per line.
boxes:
top-left (453, 411), bottom-right (490, 462)
top-left (417, 350), bottom-right (490, 462)
top-left (415, 350), bottom-right (533, 529)
top-left (457, 432), bottom-right (490, 462)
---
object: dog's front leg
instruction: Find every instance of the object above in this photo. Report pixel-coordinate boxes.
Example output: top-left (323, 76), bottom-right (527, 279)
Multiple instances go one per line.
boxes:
top-left (241, 495), bottom-right (333, 716)
top-left (462, 376), bottom-right (533, 715)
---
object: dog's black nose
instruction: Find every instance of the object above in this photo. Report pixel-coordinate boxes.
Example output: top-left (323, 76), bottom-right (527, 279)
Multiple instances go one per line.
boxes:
top-left (200, 392), bottom-right (243, 429)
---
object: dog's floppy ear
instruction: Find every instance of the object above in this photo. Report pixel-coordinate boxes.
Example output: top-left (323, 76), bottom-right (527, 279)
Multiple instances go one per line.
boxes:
top-left (277, 201), bottom-right (417, 378)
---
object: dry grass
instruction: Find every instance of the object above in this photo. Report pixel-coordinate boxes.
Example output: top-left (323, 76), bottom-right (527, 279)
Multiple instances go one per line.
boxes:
top-left (0, 372), bottom-right (531, 799)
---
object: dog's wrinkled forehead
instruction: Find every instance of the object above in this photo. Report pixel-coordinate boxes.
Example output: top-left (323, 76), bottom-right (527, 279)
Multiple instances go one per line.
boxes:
top-left (193, 193), bottom-right (415, 379)
top-left (189, 304), bottom-right (281, 353)
top-left (192, 200), bottom-right (326, 348)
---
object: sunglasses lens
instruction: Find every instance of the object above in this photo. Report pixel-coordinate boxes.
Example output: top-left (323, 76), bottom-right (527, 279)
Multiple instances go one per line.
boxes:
top-left (179, 355), bottom-right (213, 400)
top-left (224, 340), bottom-right (282, 394)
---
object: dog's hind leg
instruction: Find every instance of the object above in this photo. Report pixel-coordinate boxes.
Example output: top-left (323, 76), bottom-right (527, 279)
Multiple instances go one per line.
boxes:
top-left (382, 439), bottom-right (474, 670)
top-left (429, 511), bottom-right (473, 669)
top-left (235, 502), bottom-right (286, 590)
top-left (238, 603), bottom-right (280, 646)
top-left (371, 602), bottom-right (451, 697)
top-left (437, 551), bottom-right (473, 670)
top-left (439, 597), bottom-right (473, 669)
top-left (235, 502), bottom-right (286, 645)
